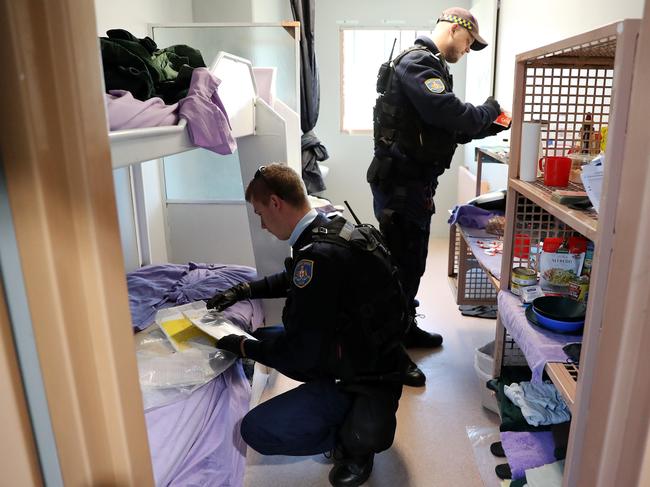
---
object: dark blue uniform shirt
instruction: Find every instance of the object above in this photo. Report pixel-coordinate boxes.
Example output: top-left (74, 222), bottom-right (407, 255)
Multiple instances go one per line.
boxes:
top-left (244, 215), bottom-right (354, 380)
top-left (372, 36), bottom-right (499, 227)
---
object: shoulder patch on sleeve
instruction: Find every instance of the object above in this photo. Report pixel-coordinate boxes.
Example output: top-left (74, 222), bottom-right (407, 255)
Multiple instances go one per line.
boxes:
top-left (424, 77), bottom-right (445, 94)
top-left (293, 259), bottom-right (314, 288)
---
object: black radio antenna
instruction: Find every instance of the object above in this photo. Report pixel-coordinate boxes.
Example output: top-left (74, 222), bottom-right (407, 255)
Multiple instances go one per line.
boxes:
top-left (344, 200), bottom-right (362, 225)
top-left (388, 37), bottom-right (397, 61)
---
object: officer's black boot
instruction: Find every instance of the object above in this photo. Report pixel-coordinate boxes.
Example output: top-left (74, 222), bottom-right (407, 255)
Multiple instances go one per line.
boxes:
top-left (328, 452), bottom-right (374, 487)
top-left (403, 322), bottom-right (443, 349)
top-left (402, 359), bottom-right (426, 387)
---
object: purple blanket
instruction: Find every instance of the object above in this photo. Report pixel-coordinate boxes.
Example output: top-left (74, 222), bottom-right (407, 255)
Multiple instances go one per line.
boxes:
top-left (501, 431), bottom-right (556, 480)
top-left (127, 262), bottom-right (264, 333)
top-left (129, 263), bottom-right (263, 486)
top-left (146, 365), bottom-right (250, 486)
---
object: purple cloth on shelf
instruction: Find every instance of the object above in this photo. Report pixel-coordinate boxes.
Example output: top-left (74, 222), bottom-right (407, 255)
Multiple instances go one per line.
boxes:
top-left (448, 204), bottom-right (503, 228)
top-left (105, 89), bottom-right (179, 130)
top-left (145, 362), bottom-right (250, 486)
top-left (498, 291), bottom-right (582, 382)
top-left (178, 68), bottom-right (237, 155)
top-left (501, 431), bottom-right (557, 480)
top-left (463, 227), bottom-right (502, 280)
top-left (127, 262), bottom-right (264, 333)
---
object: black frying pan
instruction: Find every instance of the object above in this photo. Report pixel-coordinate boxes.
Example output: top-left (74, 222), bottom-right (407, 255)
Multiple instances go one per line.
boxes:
top-left (532, 296), bottom-right (586, 322)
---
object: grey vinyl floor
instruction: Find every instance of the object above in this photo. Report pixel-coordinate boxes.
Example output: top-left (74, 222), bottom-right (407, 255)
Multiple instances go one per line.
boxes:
top-left (243, 238), bottom-right (502, 487)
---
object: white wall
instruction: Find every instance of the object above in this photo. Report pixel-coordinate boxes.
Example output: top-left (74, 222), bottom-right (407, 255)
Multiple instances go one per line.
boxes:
top-left (252, 0), bottom-right (292, 23)
top-left (192, 0), bottom-right (252, 22)
top-left (315, 0), bottom-right (474, 236)
top-left (493, 0), bottom-right (645, 111)
top-left (95, 0), bottom-right (193, 37)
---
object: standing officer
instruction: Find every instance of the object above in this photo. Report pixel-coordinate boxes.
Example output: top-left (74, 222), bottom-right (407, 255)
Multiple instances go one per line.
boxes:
top-left (367, 7), bottom-right (510, 386)
top-left (209, 163), bottom-right (406, 487)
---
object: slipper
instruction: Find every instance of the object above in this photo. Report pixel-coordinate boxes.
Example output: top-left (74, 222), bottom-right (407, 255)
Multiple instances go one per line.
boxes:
top-left (490, 441), bottom-right (506, 457)
top-left (460, 305), bottom-right (497, 319)
top-left (495, 463), bottom-right (512, 480)
top-left (459, 305), bottom-right (486, 316)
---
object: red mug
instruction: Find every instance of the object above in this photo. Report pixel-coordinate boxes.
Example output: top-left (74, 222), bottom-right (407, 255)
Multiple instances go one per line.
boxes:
top-left (538, 156), bottom-right (571, 187)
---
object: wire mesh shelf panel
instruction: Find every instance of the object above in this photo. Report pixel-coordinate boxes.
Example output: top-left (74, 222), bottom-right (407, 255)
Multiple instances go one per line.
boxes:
top-left (508, 193), bottom-right (587, 271)
top-left (523, 39), bottom-right (615, 157)
top-left (503, 333), bottom-right (529, 367)
top-left (449, 224), bottom-right (497, 305)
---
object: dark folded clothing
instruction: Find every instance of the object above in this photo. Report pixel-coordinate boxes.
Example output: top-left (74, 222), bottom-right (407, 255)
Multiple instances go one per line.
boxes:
top-left (495, 368), bottom-right (551, 433)
top-left (552, 421), bottom-right (571, 460)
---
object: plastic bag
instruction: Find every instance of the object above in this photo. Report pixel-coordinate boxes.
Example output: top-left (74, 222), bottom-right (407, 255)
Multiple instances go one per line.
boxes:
top-left (466, 426), bottom-right (503, 487)
top-left (134, 322), bottom-right (236, 411)
top-left (137, 345), bottom-right (234, 389)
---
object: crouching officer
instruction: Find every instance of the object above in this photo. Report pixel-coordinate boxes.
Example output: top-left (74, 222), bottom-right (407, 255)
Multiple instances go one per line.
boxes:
top-left (209, 163), bottom-right (407, 487)
top-left (368, 7), bottom-right (510, 387)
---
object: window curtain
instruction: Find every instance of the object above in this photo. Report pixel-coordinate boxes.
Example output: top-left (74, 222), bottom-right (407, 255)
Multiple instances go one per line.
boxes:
top-left (290, 0), bottom-right (328, 194)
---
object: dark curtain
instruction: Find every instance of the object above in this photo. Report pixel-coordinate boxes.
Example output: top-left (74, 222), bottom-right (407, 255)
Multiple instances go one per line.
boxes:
top-left (290, 0), bottom-right (319, 133)
top-left (291, 0), bottom-right (328, 194)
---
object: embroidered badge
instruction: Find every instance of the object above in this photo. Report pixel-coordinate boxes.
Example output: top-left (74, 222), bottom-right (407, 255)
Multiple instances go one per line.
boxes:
top-left (293, 259), bottom-right (314, 288)
top-left (424, 78), bottom-right (445, 94)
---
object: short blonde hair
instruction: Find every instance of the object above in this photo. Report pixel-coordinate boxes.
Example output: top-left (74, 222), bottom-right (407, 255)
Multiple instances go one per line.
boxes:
top-left (245, 163), bottom-right (309, 208)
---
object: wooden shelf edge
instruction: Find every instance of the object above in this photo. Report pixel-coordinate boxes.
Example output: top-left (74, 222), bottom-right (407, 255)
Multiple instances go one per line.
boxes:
top-left (546, 362), bottom-right (577, 414)
top-left (448, 275), bottom-right (459, 300)
top-left (510, 178), bottom-right (598, 240)
top-left (487, 272), bottom-right (501, 293)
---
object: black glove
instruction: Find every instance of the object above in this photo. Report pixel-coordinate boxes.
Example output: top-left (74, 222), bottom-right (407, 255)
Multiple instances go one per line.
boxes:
top-left (216, 334), bottom-right (246, 357)
top-left (485, 121), bottom-right (511, 136)
top-left (484, 96), bottom-right (501, 117)
top-left (206, 282), bottom-right (251, 311)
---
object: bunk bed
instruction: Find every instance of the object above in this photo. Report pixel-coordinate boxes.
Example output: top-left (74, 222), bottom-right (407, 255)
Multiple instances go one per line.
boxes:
top-left (107, 42), bottom-right (299, 485)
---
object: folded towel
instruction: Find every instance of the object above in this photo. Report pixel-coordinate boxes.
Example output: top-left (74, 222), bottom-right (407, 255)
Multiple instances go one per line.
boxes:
top-left (501, 431), bottom-right (556, 480)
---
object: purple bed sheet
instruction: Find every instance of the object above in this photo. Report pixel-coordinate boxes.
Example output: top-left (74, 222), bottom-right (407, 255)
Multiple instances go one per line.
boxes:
top-left (498, 290), bottom-right (581, 382)
top-left (128, 262), bottom-right (264, 486)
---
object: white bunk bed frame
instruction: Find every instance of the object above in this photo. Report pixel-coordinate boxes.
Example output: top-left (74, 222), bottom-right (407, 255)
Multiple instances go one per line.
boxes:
top-left (109, 50), bottom-right (298, 326)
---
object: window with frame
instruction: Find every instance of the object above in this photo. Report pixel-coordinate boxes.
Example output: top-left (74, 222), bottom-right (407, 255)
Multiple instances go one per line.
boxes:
top-left (340, 28), bottom-right (435, 134)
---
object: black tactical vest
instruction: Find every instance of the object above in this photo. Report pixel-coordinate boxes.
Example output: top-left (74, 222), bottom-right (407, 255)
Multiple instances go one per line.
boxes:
top-left (369, 46), bottom-right (457, 187)
top-left (300, 216), bottom-right (409, 382)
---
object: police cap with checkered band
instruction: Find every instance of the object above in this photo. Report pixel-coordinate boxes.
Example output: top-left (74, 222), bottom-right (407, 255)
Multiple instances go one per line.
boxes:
top-left (438, 7), bottom-right (488, 51)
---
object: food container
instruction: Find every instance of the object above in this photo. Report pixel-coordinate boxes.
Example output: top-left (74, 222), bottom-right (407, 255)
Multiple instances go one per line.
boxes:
top-left (568, 153), bottom-right (593, 183)
top-left (568, 276), bottom-right (590, 302)
top-left (511, 266), bottom-right (538, 296)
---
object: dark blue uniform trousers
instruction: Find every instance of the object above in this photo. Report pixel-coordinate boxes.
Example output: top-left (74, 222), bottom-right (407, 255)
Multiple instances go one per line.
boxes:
top-left (241, 326), bottom-right (351, 456)
top-left (241, 326), bottom-right (401, 457)
top-left (377, 212), bottom-right (431, 316)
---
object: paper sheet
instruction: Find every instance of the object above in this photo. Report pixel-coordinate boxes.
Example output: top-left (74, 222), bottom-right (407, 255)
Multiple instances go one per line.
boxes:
top-left (183, 307), bottom-right (257, 341)
top-left (155, 302), bottom-right (216, 351)
top-left (581, 159), bottom-right (604, 213)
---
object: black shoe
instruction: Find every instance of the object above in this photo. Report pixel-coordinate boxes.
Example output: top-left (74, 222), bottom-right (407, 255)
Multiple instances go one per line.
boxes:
top-left (402, 362), bottom-right (426, 387)
top-left (328, 454), bottom-right (374, 487)
top-left (495, 463), bottom-right (512, 480)
top-left (403, 325), bottom-right (443, 349)
top-left (490, 441), bottom-right (506, 457)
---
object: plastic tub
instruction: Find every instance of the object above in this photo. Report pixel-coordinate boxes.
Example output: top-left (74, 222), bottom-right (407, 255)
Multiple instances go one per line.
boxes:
top-left (474, 341), bottom-right (499, 415)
